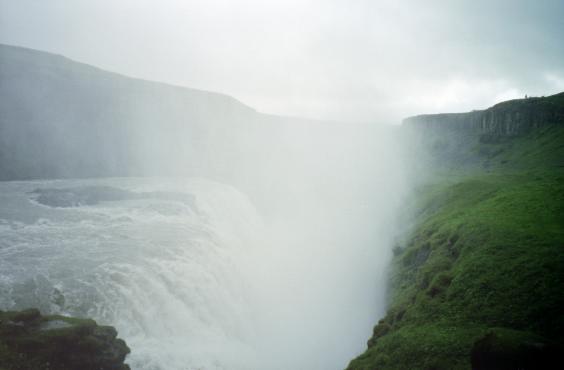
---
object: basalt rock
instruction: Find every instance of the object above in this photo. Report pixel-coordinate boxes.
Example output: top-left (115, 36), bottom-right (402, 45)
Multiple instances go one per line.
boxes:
top-left (403, 92), bottom-right (564, 137)
top-left (0, 308), bottom-right (130, 370)
top-left (471, 329), bottom-right (559, 370)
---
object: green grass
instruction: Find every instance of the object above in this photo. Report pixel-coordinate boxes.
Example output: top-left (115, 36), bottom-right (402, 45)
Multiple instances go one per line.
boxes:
top-left (477, 125), bottom-right (564, 171)
top-left (348, 125), bottom-right (564, 369)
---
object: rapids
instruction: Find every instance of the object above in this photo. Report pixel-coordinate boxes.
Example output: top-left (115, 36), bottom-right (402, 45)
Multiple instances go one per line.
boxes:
top-left (0, 175), bottom-right (399, 370)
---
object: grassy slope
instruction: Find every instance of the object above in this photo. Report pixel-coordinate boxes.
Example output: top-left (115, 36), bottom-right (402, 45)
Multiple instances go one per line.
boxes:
top-left (347, 124), bottom-right (564, 369)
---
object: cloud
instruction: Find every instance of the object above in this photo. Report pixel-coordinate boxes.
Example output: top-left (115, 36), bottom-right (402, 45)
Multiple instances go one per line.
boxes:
top-left (1, 0), bottom-right (563, 123)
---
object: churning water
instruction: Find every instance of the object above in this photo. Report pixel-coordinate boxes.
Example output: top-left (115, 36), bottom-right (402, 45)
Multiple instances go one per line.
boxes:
top-left (0, 176), bottom-right (399, 370)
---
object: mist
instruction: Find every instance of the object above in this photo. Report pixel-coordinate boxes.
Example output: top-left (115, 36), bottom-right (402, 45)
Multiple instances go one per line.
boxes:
top-left (0, 43), bottom-right (410, 369)
top-left (209, 119), bottom-right (409, 369)
top-left (2, 0), bottom-right (564, 122)
top-left (1, 1), bottom-right (563, 369)
top-left (122, 95), bottom-right (411, 369)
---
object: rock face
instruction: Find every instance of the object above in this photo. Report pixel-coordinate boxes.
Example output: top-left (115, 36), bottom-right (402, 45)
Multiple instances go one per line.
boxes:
top-left (403, 92), bottom-right (564, 136)
top-left (471, 329), bottom-right (559, 370)
top-left (0, 309), bottom-right (130, 370)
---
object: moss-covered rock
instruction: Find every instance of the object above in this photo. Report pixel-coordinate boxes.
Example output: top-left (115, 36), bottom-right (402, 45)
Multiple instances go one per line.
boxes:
top-left (0, 309), bottom-right (130, 370)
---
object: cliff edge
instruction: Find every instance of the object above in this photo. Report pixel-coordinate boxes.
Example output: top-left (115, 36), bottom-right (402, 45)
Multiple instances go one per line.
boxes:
top-left (348, 93), bottom-right (564, 369)
top-left (403, 92), bottom-right (564, 136)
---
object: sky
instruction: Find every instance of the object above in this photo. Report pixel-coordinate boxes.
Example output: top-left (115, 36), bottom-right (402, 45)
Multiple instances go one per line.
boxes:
top-left (1, 0), bottom-right (563, 123)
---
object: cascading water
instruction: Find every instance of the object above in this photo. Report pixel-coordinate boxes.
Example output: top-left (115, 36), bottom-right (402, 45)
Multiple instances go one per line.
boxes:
top-left (0, 178), bottom-right (265, 370)
top-left (0, 127), bottom-right (406, 370)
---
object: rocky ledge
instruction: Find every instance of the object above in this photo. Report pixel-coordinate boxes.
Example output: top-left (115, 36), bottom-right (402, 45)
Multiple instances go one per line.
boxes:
top-left (0, 309), bottom-right (130, 370)
top-left (403, 91), bottom-right (564, 136)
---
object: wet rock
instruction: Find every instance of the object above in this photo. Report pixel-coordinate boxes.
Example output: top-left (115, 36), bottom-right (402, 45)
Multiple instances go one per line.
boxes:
top-left (0, 309), bottom-right (130, 370)
top-left (31, 186), bottom-right (136, 207)
top-left (471, 329), bottom-right (559, 370)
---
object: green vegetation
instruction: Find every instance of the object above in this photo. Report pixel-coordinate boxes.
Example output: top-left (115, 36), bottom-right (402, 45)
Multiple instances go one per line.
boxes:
top-left (488, 91), bottom-right (564, 116)
top-left (348, 123), bottom-right (564, 369)
top-left (0, 309), bottom-right (130, 370)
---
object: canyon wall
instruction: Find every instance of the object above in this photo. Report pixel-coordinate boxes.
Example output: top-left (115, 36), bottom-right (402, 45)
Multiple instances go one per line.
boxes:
top-left (403, 92), bottom-right (564, 137)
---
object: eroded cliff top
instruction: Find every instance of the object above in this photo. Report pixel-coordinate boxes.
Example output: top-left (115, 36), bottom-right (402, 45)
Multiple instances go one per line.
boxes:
top-left (403, 92), bottom-right (564, 136)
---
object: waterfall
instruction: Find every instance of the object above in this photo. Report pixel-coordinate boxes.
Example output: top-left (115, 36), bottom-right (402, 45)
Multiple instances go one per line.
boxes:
top-left (0, 167), bottom-right (404, 370)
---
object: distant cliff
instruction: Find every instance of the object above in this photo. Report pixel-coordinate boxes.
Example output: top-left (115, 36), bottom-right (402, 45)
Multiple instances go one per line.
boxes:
top-left (0, 44), bottom-right (257, 180)
top-left (0, 43), bottom-right (338, 192)
top-left (403, 92), bottom-right (564, 136)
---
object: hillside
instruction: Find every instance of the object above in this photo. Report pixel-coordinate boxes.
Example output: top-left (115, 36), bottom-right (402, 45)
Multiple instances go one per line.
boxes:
top-left (348, 95), bottom-right (564, 369)
top-left (0, 44), bottom-right (260, 180)
top-left (0, 44), bottom-right (404, 219)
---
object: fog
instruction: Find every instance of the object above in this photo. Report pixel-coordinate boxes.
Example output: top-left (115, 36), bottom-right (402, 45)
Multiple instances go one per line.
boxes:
top-left (216, 119), bottom-right (409, 369)
top-left (116, 81), bottom-right (411, 369)
top-left (169, 120), bottom-right (408, 369)
top-left (5, 0), bottom-right (560, 368)
top-left (2, 0), bottom-right (564, 122)
top-left (0, 43), bottom-right (413, 369)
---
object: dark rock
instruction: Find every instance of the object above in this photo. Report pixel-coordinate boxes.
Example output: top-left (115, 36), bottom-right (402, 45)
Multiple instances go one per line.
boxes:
top-left (471, 329), bottom-right (559, 370)
top-left (31, 186), bottom-right (136, 207)
top-left (30, 186), bottom-right (197, 211)
top-left (0, 309), bottom-right (130, 370)
top-left (367, 321), bottom-right (392, 347)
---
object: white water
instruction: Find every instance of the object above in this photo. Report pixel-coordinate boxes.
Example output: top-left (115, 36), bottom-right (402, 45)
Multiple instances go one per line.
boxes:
top-left (0, 174), bottom-right (402, 370)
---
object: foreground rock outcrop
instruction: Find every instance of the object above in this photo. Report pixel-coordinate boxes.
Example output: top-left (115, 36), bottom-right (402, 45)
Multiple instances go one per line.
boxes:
top-left (0, 309), bottom-right (130, 370)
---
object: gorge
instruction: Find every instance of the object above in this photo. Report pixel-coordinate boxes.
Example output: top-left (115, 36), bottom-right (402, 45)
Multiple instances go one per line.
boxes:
top-left (0, 44), bottom-right (406, 370)
top-left (1, 44), bottom-right (563, 370)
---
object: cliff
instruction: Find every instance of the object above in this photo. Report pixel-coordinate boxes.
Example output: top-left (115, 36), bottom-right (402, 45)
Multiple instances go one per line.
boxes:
top-left (348, 95), bottom-right (564, 369)
top-left (0, 43), bottom-right (333, 201)
top-left (403, 92), bottom-right (564, 136)
top-left (0, 43), bottom-right (256, 180)
top-left (0, 309), bottom-right (130, 370)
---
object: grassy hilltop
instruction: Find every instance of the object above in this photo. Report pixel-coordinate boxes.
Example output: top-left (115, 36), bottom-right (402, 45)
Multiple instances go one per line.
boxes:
top-left (348, 94), bottom-right (564, 369)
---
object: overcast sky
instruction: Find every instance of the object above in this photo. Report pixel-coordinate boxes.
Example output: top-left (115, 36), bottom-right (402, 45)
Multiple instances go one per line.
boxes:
top-left (1, 0), bottom-right (563, 123)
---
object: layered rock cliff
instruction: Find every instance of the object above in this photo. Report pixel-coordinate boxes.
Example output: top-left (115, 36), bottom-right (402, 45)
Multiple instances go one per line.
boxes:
top-left (403, 92), bottom-right (564, 136)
